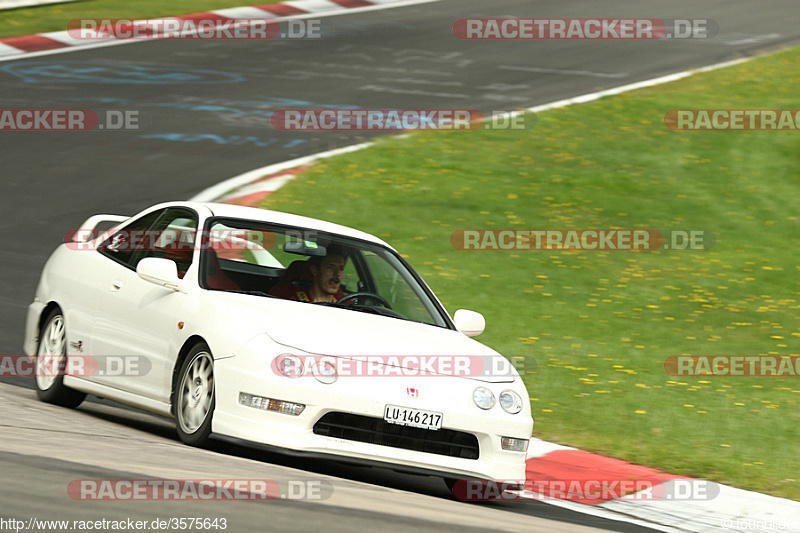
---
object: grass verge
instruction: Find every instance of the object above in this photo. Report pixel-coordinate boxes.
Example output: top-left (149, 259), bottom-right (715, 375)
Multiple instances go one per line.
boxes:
top-left (262, 46), bottom-right (800, 499)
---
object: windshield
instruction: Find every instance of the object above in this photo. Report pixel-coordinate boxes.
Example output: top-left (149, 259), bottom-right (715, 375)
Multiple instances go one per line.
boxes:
top-left (199, 217), bottom-right (450, 328)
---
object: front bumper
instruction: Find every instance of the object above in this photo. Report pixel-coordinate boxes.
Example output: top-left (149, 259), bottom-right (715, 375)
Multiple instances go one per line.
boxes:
top-left (213, 347), bottom-right (533, 481)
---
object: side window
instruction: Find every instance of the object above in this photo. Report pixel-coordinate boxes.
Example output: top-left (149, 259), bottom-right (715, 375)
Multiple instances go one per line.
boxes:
top-left (98, 209), bottom-right (165, 267)
top-left (146, 210), bottom-right (198, 278)
top-left (98, 208), bottom-right (198, 277)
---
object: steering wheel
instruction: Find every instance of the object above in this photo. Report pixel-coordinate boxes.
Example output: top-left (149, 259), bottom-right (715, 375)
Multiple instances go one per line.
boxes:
top-left (336, 291), bottom-right (392, 309)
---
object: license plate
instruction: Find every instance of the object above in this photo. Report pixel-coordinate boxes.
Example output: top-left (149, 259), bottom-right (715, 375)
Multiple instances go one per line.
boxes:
top-left (384, 404), bottom-right (443, 431)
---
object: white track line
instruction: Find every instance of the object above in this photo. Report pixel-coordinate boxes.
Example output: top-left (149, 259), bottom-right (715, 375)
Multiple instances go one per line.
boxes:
top-left (526, 57), bottom-right (752, 115)
top-left (190, 142), bottom-right (373, 202)
top-left (192, 55), bottom-right (758, 203)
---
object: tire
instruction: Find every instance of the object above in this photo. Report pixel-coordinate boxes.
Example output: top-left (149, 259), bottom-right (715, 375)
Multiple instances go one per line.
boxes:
top-left (35, 309), bottom-right (86, 408)
top-left (174, 343), bottom-right (215, 446)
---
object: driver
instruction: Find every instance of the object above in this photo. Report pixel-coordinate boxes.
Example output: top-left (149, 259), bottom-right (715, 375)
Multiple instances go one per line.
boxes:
top-left (305, 246), bottom-right (346, 303)
top-left (270, 244), bottom-right (347, 303)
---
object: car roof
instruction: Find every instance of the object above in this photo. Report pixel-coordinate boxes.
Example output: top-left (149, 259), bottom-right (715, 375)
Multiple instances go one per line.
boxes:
top-left (155, 201), bottom-right (395, 251)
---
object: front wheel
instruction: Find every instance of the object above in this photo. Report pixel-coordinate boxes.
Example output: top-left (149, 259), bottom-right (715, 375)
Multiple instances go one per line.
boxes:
top-left (35, 309), bottom-right (86, 408)
top-left (174, 343), bottom-right (215, 446)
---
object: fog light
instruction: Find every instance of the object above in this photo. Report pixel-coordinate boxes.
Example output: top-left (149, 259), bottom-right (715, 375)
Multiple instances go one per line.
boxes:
top-left (239, 392), bottom-right (305, 416)
top-left (473, 387), bottom-right (495, 410)
top-left (499, 390), bottom-right (523, 414)
top-left (501, 437), bottom-right (529, 452)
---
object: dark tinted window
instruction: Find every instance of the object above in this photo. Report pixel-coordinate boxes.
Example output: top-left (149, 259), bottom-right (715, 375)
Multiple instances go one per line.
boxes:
top-left (98, 209), bottom-right (165, 267)
top-left (144, 209), bottom-right (198, 278)
top-left (98, 208), bottom-right (198, 275)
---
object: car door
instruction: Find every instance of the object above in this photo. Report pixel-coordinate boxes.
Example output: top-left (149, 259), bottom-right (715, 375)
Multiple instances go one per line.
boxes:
top-left (89, 207), bottom-right (198, 403)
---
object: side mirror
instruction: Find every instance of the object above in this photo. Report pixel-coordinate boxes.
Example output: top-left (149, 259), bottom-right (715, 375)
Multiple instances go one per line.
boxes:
top-left (453, 309), bottom-right (485, 337)
top-left (137, 257), bottom-right (185, 292)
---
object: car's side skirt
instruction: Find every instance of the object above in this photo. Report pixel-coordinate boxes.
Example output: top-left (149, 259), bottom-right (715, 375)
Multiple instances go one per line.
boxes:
top-left (63, 376), bottom-right (173, 418)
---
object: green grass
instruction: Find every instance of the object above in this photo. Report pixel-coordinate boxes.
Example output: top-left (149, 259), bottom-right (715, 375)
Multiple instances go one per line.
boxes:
top-left (261, 46), bottom-right (800, 499)
top-left (0, 0), bottom-right (284, 39)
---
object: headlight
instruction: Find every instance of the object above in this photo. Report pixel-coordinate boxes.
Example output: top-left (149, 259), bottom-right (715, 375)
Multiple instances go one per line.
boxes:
top-left (275, 354), bottom-right (304, 378)
top-left (312, 360), bottom-right (338, 384)
top-left (499, 390), bottom-right (523, 414)
top-left (473, 387), bottom-right (495, 410)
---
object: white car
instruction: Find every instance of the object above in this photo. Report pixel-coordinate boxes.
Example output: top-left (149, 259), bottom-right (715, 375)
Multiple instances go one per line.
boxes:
top-left (23, 201), bottom-right (533, 485)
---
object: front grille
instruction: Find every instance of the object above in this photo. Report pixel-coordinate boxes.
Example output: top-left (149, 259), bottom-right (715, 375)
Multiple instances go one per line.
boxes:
top-left (313, 412), bottom-right (479, 460)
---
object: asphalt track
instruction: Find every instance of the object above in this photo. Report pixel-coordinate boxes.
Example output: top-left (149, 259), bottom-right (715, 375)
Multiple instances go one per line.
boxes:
top-left (1, 0), bottom-right (798, 531)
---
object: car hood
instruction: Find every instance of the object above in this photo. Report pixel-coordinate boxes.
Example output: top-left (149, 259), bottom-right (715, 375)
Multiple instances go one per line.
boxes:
top-left (221, 294), bottom-right (518, 383)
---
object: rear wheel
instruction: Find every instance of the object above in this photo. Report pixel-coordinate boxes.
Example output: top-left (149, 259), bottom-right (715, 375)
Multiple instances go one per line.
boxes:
top-left (35, 309), bottom-right (86, 408)
top-left (174, 343), bottom-right (215, 446)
